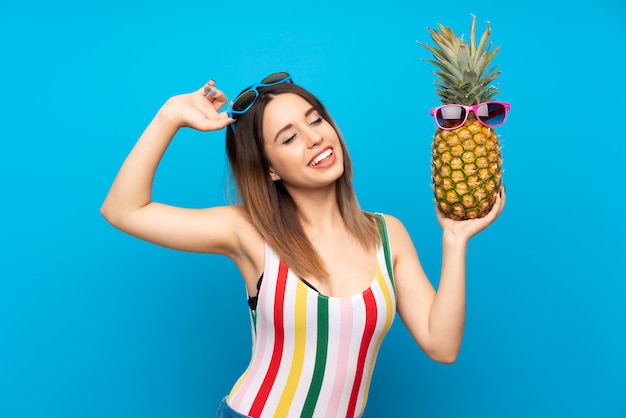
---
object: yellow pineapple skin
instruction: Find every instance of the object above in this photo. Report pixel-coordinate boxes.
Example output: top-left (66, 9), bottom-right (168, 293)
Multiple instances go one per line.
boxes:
top-left (431, 118), bottom-right (502, 220)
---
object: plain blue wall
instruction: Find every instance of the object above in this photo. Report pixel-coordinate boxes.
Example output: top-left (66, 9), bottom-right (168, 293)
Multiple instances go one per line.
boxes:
top-left (1, 0), bottom-right (625, 417)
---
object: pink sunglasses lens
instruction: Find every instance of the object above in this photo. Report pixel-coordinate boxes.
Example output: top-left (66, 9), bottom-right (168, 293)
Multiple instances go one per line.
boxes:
top-left (476, 102), bottom-right (507, 126)
top-left (435, 106), bottom-right (467, 129)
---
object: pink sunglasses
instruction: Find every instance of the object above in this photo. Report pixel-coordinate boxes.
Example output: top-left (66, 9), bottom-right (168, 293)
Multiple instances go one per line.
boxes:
top-left (430, 101), bottom-right (511, 130)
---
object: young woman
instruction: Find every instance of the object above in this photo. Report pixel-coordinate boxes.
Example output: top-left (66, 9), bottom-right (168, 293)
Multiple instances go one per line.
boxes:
top-left (101, 73), bottom-right (506, 418)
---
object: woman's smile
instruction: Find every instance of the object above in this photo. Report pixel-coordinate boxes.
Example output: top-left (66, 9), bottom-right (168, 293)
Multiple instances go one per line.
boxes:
top-left (308, 147), bottom-right (334, 167)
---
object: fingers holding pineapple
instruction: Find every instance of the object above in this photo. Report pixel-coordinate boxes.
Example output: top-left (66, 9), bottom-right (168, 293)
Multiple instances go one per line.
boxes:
top-left (436, 185), bottom-right (506, 240)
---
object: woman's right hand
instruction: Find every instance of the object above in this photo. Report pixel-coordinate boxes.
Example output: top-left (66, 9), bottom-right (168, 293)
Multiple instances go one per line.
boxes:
top-left (160, 79), bottom-right (235, 132)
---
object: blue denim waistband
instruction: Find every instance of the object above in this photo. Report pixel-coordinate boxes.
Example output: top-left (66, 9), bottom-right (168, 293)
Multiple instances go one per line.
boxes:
top-left (216, 397), bottom-right (250, 418)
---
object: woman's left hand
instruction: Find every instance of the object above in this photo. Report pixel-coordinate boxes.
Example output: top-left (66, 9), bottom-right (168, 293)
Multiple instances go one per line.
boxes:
top-left (436, 185), bottom-right (507, 241)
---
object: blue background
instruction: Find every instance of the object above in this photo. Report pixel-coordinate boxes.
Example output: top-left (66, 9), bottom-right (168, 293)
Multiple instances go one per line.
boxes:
top-left (1, 0), bottom-right (625, 417)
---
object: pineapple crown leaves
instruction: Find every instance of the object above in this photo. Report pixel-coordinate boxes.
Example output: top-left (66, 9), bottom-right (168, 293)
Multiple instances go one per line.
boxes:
top-left (417, 15), bottom-right (502, 105)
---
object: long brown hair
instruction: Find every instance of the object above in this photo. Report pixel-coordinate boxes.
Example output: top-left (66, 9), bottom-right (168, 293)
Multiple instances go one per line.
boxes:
top-left (225, 82), bottom-right (379, 279)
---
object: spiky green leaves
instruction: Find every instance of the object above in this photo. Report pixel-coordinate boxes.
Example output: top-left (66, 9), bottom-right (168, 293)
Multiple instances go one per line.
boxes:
top-left (418, 15), bottom-right (501, 105)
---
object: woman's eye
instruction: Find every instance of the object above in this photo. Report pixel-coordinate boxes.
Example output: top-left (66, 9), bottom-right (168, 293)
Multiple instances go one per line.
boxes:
top-left (310, 117), bottom-right (323, 125)
top-left (282, 134), bottom-right (296, 144)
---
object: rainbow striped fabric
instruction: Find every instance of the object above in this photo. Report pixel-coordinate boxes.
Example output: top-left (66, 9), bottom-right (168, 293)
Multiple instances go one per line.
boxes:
top-left (227, 215), bottom-right (397, 418)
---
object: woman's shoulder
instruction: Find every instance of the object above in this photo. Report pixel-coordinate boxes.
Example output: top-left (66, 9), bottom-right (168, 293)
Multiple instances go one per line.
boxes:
top-left (219, 205), bottom-right (262, 237)
top-left (372, 213), bottom-right (412, 246)
top-left (224, 204), bottom-right (252, 220)
top-left (369, 212), bottom-right (405, 230)
top-left (213, 205), bottom-right (265, 280)
top-left (206, 204), bottom-right (251, 222)
top-left (191, 204), bottom-right (264, 251)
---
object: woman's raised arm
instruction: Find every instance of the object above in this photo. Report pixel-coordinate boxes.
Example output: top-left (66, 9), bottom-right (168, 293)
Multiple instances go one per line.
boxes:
top-left (100, 80), bottom-right (243, 256)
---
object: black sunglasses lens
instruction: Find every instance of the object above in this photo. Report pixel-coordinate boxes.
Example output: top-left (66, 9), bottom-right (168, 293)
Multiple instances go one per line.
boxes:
top-left (231, 73), bottom-right (291, 115)
top-left (436, 106), bottom-right (466, 129)
top-left (477, 103), bottom-right (506, 125)
top-left (232, 90), bottom-right (257, 112)
top-left (261, 72), bottom-right (290, 84)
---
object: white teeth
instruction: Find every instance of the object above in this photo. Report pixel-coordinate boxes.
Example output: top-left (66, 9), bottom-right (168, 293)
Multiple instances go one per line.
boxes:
top-left (309, 149), bottom-right (333, 166)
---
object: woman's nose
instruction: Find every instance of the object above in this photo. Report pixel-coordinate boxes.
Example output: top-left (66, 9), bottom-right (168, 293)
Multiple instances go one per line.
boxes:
top-left (305, 127), bottom-right (323, 148)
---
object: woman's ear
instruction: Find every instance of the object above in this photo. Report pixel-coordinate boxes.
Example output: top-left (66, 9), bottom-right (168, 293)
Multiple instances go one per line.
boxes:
top-left (269, 167), bottom-right (281, 181)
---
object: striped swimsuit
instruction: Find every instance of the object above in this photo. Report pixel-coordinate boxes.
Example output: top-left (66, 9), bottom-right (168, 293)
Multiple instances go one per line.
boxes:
top-left (227, 214), bottom-right (396, 418)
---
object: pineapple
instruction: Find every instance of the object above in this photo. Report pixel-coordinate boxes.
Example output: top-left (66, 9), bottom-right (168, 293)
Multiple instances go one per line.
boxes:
top-left (419, 16), bottom-right (505, 220)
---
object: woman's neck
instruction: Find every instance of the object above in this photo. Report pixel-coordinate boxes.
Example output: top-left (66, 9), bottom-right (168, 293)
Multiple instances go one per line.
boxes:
top-left (289, 186), bottom-right (344, 232)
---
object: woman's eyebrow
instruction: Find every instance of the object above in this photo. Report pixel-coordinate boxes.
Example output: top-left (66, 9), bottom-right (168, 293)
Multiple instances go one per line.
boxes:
top-left (274, 123), bottom-right (294, 142)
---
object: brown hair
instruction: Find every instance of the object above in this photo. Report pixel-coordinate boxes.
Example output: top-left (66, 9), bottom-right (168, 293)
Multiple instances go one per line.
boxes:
top-left (225, 82), bottom-right (379, 279)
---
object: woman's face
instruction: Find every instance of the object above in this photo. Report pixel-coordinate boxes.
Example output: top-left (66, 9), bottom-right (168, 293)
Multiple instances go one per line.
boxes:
top-left (262, 93), bottom-right (344, 191)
